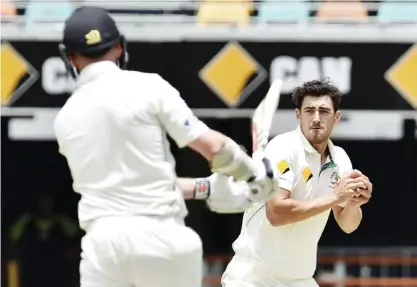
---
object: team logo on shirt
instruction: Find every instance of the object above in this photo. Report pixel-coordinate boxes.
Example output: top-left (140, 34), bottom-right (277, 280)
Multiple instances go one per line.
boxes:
top-left (276, 160), bottom-right (290, 174)
top-left (302, 167), bottom-right (313, 183)
top-left (85, 30), bottom-right (102, 45)
top-left (184, 115), bottom-right (198, 127)
top-left (329, 172), bottom-right (341, 188)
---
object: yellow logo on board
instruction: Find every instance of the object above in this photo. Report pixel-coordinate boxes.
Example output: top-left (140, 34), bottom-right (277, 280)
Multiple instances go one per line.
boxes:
top-left (199, 42), bottom-right (267, 107)
top-left (385, 44), bottom-right (417, 109)
top-left (1, 42), bottom-right (38, 106)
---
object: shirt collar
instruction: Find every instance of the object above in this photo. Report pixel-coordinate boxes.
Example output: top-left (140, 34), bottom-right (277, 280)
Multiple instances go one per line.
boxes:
top-left (75, 61), bottom-right (120, 88)
top-left (295, 125), bottom-right (336, 158)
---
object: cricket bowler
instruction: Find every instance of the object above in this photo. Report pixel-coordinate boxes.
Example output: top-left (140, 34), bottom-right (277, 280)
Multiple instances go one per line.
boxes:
top-left (53, 6), bottom-right (278, 287)
top-left (221, 79), bottom-right (373, 287)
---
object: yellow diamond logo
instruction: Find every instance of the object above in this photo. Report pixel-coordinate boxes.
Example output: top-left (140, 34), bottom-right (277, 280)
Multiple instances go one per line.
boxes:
top-left (385, 44), bottom-right (417, 109)
top-left (199, 42), bottom-right (266, 107)
top-left (1, 42), bottom-right (38, 106)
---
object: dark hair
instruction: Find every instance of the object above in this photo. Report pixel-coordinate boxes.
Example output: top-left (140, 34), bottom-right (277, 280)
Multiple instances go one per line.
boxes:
top-left (291, 77), bottom-right (342, 111)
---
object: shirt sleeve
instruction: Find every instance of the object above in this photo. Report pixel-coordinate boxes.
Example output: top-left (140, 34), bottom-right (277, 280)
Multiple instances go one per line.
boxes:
top-left (343, 158), bottom-right (353, 177)
top-left (335, 147), bottom-right (353, 208)
top-left (154, 76), bottom-right (209, 148)
top-left (337, 147), bottom-right (353, 177)
top-left (264, 136), bottom-right (297, 192)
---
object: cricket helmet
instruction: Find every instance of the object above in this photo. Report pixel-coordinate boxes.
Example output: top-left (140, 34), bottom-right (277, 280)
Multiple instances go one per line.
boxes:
top-left (59, 6), bottom-right (129, 79)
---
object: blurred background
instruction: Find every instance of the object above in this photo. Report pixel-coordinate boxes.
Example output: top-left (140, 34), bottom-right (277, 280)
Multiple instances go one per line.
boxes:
top-left (1, 0), bottom-right (417, 286)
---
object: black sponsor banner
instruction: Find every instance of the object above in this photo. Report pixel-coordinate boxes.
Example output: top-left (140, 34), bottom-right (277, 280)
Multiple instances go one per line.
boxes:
top-left (2, 40), bottom-right (416, 110)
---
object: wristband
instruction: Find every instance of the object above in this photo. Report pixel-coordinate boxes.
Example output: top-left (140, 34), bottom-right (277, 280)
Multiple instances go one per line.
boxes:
top-left (194, 178), bottom-right (211, 200)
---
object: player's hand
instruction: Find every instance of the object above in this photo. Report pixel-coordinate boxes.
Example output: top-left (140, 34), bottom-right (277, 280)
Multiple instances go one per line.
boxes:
top-left (347, 173), bottom-right (372, 207)
top-left (334, 170), bottom-right (367, 205)
top-left (204, 173), bottom-right (269, 213)
top-left (247, 157), bottom-right (279, 199)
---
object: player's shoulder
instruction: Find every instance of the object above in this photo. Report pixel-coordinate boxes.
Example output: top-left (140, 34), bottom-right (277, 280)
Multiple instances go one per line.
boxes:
top-left (265, 129), bottom-right (301, 160)
top-left (53, 105), bottom-right (68, 137)
top-left (267, 129), bottom-right (302, 152)
top-left (124, 71), bottom-right (173, 87)
top-left (53, 94), bottom-right (72, 123)
top-left (124, 70), bottom-right (159, 79)
top-left (53, 86), bottom-right (85, 133)
top-left (331, 144), bottom-right (352, 167)
top-left (124, 71), bottom-right (179, 96)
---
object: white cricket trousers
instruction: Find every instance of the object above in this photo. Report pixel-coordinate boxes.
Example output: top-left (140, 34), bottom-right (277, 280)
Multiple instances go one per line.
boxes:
top-left (80, 215), bottom-right (203, 287)
top-left (221, 255), bottom-right (320, 287)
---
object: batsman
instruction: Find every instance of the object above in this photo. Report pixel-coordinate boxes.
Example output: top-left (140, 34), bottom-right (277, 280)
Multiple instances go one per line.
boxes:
top-left (54, 6), bottom-right (281, 287)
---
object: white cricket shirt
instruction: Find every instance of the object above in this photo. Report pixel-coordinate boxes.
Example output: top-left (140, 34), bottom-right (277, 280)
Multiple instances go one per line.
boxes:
top-left (231, 126), bottom-right (353, 280)
top-left (53, 61), bottom-right (209, 230)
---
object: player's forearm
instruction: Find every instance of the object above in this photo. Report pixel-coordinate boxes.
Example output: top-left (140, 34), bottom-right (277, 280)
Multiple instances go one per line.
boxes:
top-left (266, 194), bottom-right (337, 227)
top-left (176, 177), bottom-right (211, 200)
top-left (188, 130), bottom-right (228, 161)
top-left (333, 205), bottom-right (362, 234)
top-left (177, 174), bottom-right (269, 214)
top-left (176, 178), bottom-right (196, 200)
top-left (188, 130), bottom-right (259, 182)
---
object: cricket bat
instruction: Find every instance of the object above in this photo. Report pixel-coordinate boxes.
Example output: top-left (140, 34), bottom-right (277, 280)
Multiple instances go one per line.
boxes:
top-left (251, 79), bottom-right (283, 160)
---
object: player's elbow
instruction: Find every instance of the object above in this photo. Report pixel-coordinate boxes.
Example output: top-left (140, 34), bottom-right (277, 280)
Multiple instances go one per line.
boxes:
top-left (339, 224), bottom-right (358, 234)
top-left (343, 228), bottom-right (356, 234)
top-left (188, 130), bottom-right (227, 160)
top-left (266, 209), bottom-right (283, 226)
top-left (265, 202), bottom-right (292, 227)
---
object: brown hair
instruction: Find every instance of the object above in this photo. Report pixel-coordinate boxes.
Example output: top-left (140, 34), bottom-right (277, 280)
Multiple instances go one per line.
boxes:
top-left (292, 77), bottom-right (342, 111)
